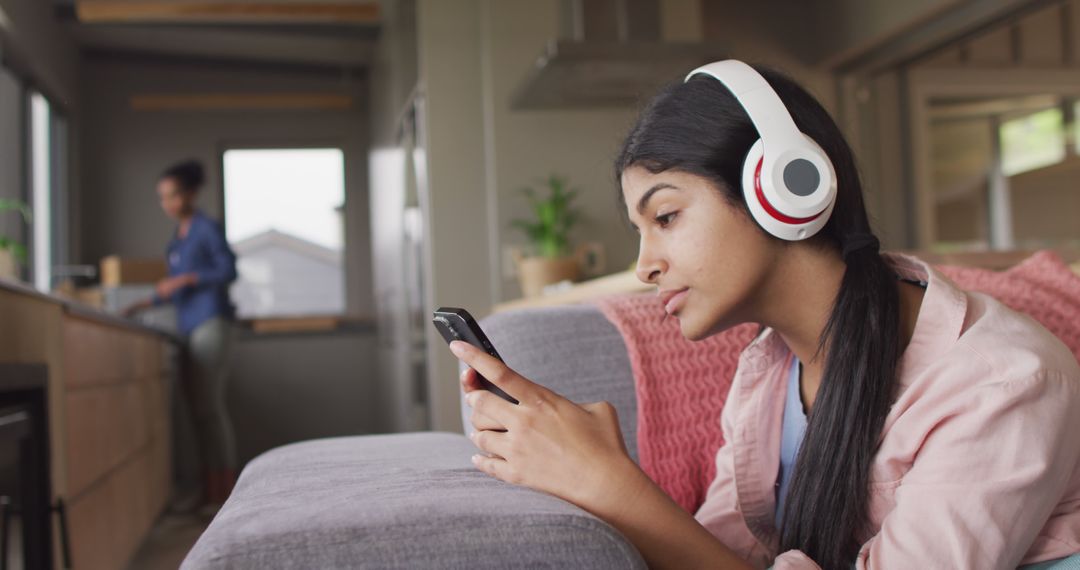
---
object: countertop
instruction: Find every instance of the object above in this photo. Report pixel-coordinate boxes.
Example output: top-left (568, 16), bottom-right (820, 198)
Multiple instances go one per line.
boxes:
top-left (0, 277), bottom-right (183, 343)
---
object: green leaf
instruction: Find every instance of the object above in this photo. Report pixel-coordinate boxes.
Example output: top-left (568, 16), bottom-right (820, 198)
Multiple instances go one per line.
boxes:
top-left (10, 243), bottom-right (26, 264)
top-left (0, 199), bottom-right (32, 224)
top-left (509, 173), bottom-right (583, 256)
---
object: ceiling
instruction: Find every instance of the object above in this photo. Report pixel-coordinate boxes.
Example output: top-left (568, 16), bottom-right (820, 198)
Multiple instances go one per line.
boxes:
top-left (53, 0), bottom-right (381, 72)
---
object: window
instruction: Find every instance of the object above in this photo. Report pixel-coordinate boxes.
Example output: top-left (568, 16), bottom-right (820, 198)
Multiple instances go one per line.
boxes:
top-left (29, 91), bottom-right (51, 291)
top-left (999, 107), bottom-right (1065, 177)
top-left (223, 148), bottom-right (346, 318)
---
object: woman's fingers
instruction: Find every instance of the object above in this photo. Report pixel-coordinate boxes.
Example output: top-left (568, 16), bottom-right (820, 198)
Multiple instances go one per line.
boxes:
top-left (450, 341), bottom-right (534, 402)
top-left (470, 431), bottom-right (513, 471)
top-left (460, 367), bottom-right (483, 392)
top-left (462, 367), bottom-right (516, 429)
top-left (471, 453), bottom-right (517, 484)
top-left (468, 406), bottom-right (504, 431)
top-left (465, 388), bottom-right (519, 429)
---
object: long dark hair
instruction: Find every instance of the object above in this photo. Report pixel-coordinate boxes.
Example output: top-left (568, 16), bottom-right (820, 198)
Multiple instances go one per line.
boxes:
top-left (615, 66), bottom-right (900, 569)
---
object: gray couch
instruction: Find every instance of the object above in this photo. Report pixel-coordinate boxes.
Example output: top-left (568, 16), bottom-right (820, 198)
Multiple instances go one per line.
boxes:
top-left (182, 305), bottom-right (650, 569)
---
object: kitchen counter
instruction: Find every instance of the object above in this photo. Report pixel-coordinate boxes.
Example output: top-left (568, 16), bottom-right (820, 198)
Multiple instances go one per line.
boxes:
top-left (0, 275), bottom-right (177, 569)
top-left (0, 276), bottom-right (182, 343)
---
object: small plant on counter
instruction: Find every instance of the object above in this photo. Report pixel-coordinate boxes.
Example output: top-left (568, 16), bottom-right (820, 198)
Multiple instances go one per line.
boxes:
top-left (508, 175), bottom-right (587, 298)
top-left (0, 198), bottom-right (31, 265)
top-left (510, 174), bottom-right (581, 258)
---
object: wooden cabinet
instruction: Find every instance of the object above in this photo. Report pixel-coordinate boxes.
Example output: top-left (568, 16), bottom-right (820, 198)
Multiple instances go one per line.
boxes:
top-left (63, 314), bottom-right (172, 570)
top-left (0, 281), bottom-right (175, 569)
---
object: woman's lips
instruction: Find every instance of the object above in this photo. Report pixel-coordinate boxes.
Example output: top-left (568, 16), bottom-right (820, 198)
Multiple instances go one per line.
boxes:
top-left (660, 288), bottom-right (689, 315)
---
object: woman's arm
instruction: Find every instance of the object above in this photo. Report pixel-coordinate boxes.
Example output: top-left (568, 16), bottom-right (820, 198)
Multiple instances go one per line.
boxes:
top-left (453, 340), bottom-right (754, 570)
top-left (192, 221), bottom-right (237, 287)
top-left (585, 463), bottom-right (756, 570)
top-left (838, 369), bottom-right (1080, 570)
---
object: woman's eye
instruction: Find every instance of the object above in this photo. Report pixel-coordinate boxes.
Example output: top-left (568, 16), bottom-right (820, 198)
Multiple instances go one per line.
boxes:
top-left (655, 212), bottom-right (677, 227)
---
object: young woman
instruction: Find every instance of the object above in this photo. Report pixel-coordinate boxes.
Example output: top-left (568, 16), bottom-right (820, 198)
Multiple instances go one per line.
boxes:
top-left (126, 159), bottom-right (240, 507)
top-left (450, 61), bottom-right (1080, 569)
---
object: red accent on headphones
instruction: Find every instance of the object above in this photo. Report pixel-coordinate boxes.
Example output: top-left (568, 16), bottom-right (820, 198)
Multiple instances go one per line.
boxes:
top-left (753, 158), bottom-right (824, 225)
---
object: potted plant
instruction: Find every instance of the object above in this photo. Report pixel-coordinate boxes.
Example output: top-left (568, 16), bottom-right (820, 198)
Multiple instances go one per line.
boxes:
top-left (0, 198), bottom-right (31, 281)
top-left (509, 175), bottom-right (583, 298)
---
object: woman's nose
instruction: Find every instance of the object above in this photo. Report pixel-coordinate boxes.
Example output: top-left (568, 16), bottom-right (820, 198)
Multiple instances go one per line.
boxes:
top-left (634, 240), bottom-right (665, 285)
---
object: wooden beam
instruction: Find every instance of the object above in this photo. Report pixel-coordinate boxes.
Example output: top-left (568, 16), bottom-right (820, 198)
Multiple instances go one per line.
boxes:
top-left (76, 1), bottom-right (380, 25)
top-left (130, 93), bottom-right (354, 111)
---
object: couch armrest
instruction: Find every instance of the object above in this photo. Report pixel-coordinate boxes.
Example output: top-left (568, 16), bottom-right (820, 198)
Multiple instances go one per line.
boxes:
top-left (182, 433), bottom-right (646, 569)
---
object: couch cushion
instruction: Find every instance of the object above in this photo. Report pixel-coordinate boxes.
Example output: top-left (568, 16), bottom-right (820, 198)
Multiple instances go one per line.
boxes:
top-left (939, 250), bottom-right (1080, 362)
top-left (182, 433), bottom-right (645, 569)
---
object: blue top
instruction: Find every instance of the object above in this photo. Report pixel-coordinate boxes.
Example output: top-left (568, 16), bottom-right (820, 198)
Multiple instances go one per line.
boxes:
top-left (154, 210), bottom-right (238, 336)
top-left (775, 355), bottom-right (808, 529)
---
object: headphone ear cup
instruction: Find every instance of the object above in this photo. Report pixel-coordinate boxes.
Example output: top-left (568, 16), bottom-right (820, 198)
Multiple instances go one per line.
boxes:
top-left (741, 139), bottom-right (767, 229)
top-left (740, 137), bottom-right (837, 241)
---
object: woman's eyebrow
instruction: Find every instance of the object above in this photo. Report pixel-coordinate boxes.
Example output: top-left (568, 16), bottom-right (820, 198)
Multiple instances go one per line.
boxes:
top-left (636, 183), bottom-right (680, 215)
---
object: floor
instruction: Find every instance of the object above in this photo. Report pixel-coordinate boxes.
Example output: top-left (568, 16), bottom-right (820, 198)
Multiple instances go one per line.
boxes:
top-left (126, 511), bottom-right (215, 570)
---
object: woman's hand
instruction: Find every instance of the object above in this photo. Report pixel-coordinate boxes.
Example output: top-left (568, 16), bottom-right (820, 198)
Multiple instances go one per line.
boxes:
top-left (120, 298), bottom-right (152, 318)
top-left (451, 340), bottom-right (647, 516)
top-left (454, 340), bottom-right (753, 570)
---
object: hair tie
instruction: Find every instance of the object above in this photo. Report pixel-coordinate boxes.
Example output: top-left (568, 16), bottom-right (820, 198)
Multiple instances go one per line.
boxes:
top-left (842, 234), bottom-right (880, 259)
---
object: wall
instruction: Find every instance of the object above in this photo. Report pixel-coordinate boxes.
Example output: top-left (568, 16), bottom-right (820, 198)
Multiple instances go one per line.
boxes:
top-left (700, 1), bottom-right (836, 109)
top-left (797, 0), bottom-right (961, 66)
top-left (481, 0), bottom-right (641, 302)
top-left (0, 0), bottom-right (79, 106)
top-left (80, 56), bottom-right (381, 459)
top-left (1009, 156), bottom-right (1080, 246)
top-left (0, 66), bottom-right (20, 235)
top-left (0, 0), bottom-right (80, 269)
top-left (416, 0), bottom-right (491, 432)
top-left (369, 0), bottom-right (418, 149)
top-left (228, 329), bottom-right (377, 465)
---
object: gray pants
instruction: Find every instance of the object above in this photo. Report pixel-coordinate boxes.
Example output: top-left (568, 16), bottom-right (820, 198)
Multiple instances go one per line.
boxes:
top-left (186, 317), bottom-right (237, 471)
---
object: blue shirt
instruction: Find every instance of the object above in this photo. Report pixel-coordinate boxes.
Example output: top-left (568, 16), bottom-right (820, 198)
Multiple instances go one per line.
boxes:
top-left (154, 210), bottom-right (238, 336)
top-left (775, 355), bottom-right (807, 529)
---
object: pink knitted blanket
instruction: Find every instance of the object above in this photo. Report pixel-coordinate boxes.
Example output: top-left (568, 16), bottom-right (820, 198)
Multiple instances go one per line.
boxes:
top-left (595, 251), bottom-right (1080, 513)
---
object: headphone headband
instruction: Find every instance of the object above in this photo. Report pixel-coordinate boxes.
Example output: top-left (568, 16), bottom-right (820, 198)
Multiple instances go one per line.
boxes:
top-left (685, 60), bottom-right (805, 153)
top-left (684, 60), bottom-right (838, 241)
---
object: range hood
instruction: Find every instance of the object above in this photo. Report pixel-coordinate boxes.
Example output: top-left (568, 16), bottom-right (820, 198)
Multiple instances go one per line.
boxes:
top-left (512, 0), bottom-right (725, 109)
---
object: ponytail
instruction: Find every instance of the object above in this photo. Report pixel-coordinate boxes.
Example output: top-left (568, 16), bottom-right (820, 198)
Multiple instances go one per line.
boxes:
top-left (778, 239), bottom-right (900, 569)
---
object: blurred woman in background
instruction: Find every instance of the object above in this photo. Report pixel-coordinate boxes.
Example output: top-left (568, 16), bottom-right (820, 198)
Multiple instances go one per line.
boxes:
top-left (126, 159), bottom-right (239, 507)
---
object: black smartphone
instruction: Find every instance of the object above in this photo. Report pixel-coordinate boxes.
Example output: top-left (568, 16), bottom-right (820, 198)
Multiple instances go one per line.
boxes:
top-left (432, 307), bottom-right (519, 405)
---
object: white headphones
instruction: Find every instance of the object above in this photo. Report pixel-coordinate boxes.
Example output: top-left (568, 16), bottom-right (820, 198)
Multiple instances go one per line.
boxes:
top-left (685, 60), bottom-right (837, 241)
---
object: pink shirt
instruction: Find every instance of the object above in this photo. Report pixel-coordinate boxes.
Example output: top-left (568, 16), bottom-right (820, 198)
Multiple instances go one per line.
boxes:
top-left (693, 254), bottom-right (1080, 569)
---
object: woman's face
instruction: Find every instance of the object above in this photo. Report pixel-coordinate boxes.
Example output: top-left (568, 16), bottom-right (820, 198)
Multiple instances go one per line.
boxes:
top-left (621, 165), bottom-right (782, 340)
top-left (156, 177), bottom-right (193, 220)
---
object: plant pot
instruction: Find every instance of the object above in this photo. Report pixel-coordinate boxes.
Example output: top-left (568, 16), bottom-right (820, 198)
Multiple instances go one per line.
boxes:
top-left (515, 254), bottom-right (580, 298)
top-left (0, 249), bottom-right (17, 281)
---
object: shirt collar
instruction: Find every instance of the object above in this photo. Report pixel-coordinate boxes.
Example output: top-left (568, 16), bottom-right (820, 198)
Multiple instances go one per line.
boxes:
top-left (737, 254), bottom-right (969, 385)
top-left (885, 253), bottom-right (969, 384)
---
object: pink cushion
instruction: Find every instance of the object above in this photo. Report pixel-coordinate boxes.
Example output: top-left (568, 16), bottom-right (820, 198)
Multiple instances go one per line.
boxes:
top-left (596, 251), bottom-right (1080, 513)
top-left (939, 251), bottom-right (1080, 363)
